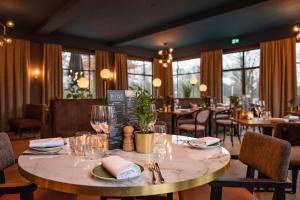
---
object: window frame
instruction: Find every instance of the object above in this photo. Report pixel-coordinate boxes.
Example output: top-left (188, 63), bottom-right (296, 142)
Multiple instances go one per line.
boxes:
top-left (127, 58), bottom-right (153, 95)
top-left (172, 58), bottom-right (201, 98)
top-left (62, 50), bottom-right (96, 98)
top-left (222, 48), bottom-right (260, 100)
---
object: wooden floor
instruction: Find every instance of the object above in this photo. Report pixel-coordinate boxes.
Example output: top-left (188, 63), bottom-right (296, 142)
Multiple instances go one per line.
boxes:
top-left (1, 132), bottom-right (299, 200)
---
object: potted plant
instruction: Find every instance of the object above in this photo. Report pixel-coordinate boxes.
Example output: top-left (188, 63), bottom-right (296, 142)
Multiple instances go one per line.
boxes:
top-left (181, 82), bottom-right (192, 98)
top-left (229, 96), bottom-right (241, 118)
top-left (133, 90), bottom-right (157, 153)
top-left (288, 98), bottom-right (296, 112)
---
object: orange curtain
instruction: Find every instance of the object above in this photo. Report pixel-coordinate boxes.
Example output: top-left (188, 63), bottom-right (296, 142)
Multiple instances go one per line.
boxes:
top-left (200, 49), bottom-right (223, 102)
top-left (113, 53), bottom-right (128, 90)
top-left (95, 50), bottom-right (113, 98)
top-left (259, 37), bottom-right (296, 117)
top-left (0, 39), bottom-right (30, 131)
top-left (153, 58), bottom-right (173, 97)
top-left (42, 43), bottom-right (63, 105)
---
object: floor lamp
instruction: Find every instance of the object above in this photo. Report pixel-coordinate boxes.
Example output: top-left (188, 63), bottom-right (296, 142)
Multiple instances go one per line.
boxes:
top-left (152, 78), bottom-right (162, 98)
top-left (100, 68), bottom-right (112, 98)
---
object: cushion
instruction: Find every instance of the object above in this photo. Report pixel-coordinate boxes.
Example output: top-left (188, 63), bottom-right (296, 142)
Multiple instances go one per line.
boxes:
top-left (9, 119), bottom-right (42, 129)
top-left (216, 119), bottom-right (237, 125)
top-left (178, 124), bottom-right (205, 131)
top-left (290, 146), bottom-right (300, 167)
top-left (239, 133), bottom-right (291, 181)
top-left (0, 133), bottom-right (14, 171)
top-left (177, 119), bottom-right (195, 125)
top-left (179, 184), bottom-right (257, 200)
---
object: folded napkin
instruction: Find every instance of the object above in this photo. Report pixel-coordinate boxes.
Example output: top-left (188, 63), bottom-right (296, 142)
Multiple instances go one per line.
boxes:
top-left (288, 115), bottom-right (299, 122)
top-left (190, 137), bottom-right (220, 148)
top-left (102, 156), bottom-right (141, 179)
top-left (29, 137), bottom-right (64, 148)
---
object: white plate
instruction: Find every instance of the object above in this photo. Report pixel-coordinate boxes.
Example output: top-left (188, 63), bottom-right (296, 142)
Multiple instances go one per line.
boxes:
top-left (188, 140), bottom-right (220, 149)
top-left (30, 146), bottom-right (63, 153)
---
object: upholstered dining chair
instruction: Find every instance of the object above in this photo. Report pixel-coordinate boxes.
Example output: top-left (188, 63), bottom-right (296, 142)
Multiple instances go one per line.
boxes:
top-left (0, 132), bottom-right (37, 200)
top-left (215, 109), bottom-right (241, 147)
top-left (9, 104), bottom-right (48, 137)
top-left (274, 122), bottom-right (300, 193)
top-left (179, 132), bottom-right (291, 200)
top-left (177, 109), bottom-right (210, 137)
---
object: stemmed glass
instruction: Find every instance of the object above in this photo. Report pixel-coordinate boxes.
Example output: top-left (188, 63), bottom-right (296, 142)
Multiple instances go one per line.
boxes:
top-left (90, 105), bottom-right (107, 134)
top-left (148, 104), bottom-right (157, 132)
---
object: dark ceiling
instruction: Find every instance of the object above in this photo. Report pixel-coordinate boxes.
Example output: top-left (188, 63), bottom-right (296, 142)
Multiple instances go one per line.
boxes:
top-left (0, 0), bottom-right (299, 52)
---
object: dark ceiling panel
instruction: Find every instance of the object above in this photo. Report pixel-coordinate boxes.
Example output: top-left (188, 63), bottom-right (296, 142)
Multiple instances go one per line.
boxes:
top-left (0, 0), bottom-right (70, 30)
top-left (57, 0), bottom-right (237, 41)
top-left (123, 0), bottom-right (300, 49)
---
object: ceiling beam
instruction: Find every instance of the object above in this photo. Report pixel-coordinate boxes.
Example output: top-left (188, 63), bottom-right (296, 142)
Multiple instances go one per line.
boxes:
top-left (107, 0), bottom-right (269, 46)
top-left (37, 0), bottom-right (81, 34)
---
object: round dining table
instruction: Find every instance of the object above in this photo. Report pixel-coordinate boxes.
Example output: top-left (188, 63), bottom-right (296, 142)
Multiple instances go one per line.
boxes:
top-left (18, 135), bottom-right (230, 197)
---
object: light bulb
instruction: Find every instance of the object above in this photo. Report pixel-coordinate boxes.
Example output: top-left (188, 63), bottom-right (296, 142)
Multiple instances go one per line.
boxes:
top-left (169, 48), bottom-right (173, 53)
top-left (158, 50), bottom-right (163, 55)
top-left (152, 78), bottom-right (162, 88)
top-left (163, 63), bottom-right (168, 68)
top-left (293, 25), bottom-right (299, 32)
top-left (100, 68), bottom-right (111, 79)
top-left (4, 38), bottom-right (12, 43)
top-left (167, 59), bottom-right (171, 63)
top-left (6, 20), bottom-right (14, 28)
top-left (189, 76), bottom-right (198, 85)
top-left (158, 59), bottom-right (163, 64)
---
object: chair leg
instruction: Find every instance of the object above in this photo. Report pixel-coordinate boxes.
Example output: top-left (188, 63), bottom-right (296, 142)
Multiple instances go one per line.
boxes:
top-left (210, 185), bottom-right (222, 200)
top-left (291, 169), bottom-right (298, 194)
top-left (273, 188), bottom-right (285, 200)
top-left (216, 124), bottom-right (219, 138)
top-left (235, 125), bottom-right (241, 144)
top-left (230, 127), bottom-right (234, 147)
top-left (20, 191), bottom-right (34, 200)
top-left (223, 126), bottom-right (226, 142)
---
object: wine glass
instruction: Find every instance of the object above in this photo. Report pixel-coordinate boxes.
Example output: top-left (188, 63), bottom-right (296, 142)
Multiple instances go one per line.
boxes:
top-left (90, 105), bottom-right (107, 134)
top-left (148, 104), bottom-right (157, 131)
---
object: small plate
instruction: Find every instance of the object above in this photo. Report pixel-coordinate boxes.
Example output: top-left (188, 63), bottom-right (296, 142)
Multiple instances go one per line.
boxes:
top-left (30, 146), bottom-right (63, 153)
top-left (91, 164), bottom-right (144, 181)
top-left (188, 140), bottom-right (220, 149)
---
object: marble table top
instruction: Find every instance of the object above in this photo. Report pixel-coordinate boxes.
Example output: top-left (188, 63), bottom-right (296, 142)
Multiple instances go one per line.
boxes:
top-left (18, 135), bottom-right (230, 197)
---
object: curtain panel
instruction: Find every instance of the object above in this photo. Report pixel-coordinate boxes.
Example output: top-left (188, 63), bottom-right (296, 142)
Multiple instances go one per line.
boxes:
top-left (42, 43), bottom-right (63, 105)
top-left (95, 50), bottom-right (114, 98)
top-left (200, 49), bottom-right (223, 102)
top-left (153, 58), bottom-right (173, 97)
top-left (113, 53), bottom-right (128, 90)
top-left (0, 39), bottom-right (30, 131)
top-left (259, 37), bottom-right (297, 117)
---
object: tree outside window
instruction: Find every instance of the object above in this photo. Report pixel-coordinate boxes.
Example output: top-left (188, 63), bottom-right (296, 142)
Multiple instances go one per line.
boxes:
top-left (222, 49), bottom-right (260, 104)
top-left (127, 59), bottom-right (153, 95)
top-left (172, 58), bottom-right (201, 98)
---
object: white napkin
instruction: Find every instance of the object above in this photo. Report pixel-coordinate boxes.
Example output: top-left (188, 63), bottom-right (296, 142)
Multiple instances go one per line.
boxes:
top-left (29, 137), bottom-right (64, 148)
top-left (288, 115), bottom-right (299, 122)
top-left (190, 137), bottom-right (220, 148)
top-left (102, 156), bottom-right (141, 179)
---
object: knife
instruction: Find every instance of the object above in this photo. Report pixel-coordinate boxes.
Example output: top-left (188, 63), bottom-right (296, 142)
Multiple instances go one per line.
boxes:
top-left (155, 162), bottom-right (165, 183)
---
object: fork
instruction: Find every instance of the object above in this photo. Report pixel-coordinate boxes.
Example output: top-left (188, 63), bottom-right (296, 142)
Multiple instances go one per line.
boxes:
top-left (148, 163), bottom-right (157, 184)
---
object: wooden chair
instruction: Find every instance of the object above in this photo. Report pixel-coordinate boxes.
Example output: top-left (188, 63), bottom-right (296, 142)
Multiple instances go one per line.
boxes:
top-left (177, 109), bottom-right (210, 137)
top-left (179, 132), bottom-right (291, 200)
top-left (8, 104), bottom-right (48, 137)
top-left (0, 132), bottom-right (37, 200)
top-left (274, 123), bottom-right (300, 193)
top-left (215, 109), bottom-right (241, 146)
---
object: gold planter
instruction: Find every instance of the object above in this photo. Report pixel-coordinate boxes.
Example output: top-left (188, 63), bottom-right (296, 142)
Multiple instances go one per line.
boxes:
top-left (135, 132), bottom-right (154, 154)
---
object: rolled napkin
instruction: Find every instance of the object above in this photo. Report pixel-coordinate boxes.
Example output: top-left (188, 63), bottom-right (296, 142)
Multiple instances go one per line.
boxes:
top-left (102, 156), bottom-right (141, 179)
top-left (189, 137), bottom-right (220, 148)
top-left (29, 137), bottom-right (64, 148)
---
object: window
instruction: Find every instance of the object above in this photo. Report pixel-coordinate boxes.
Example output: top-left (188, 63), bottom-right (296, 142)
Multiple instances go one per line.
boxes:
top-left (222, 49), bottom-right (260, 104)
top-left (62, 51), bottom-right (96, 98)
top-left (172, 58), bottom-right (201, 98)
top-left (297, 43), bottom-right (300, 99)
top-left (127, 59), bottom-right (153, 95)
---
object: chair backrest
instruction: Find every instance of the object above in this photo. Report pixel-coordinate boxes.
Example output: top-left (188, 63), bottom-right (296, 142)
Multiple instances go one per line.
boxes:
top-left (0, 133), bottom-right (14, 171)
top-left (274, 123), bottom-right (300, 146)
top-left (25, 104), bottom-right (48, 123)
top-left (196, 109), bottom-right (210, 124)
top-left (155, 121), bottom-right (167, 126)
top-left (239, 132), bottom-right (291, 181)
